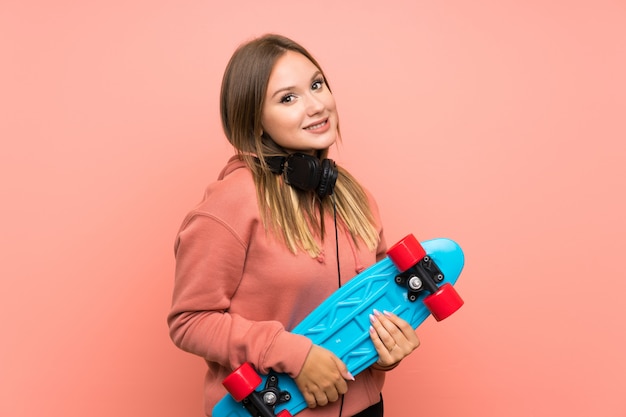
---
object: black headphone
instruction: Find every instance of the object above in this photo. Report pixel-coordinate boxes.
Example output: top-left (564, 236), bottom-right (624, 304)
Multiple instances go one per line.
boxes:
top-left (265, 153), bottom-right (338, 198)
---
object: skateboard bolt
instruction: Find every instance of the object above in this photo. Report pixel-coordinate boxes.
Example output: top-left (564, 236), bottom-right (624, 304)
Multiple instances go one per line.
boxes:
top-left (263, 392), bottom-right (277, 406)
top-left (408, 276), bottom-right (423, 291)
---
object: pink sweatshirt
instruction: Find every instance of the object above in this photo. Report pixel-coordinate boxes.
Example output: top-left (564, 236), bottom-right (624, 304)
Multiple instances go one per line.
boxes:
top-left (168, 156), bottom-right (388, 416)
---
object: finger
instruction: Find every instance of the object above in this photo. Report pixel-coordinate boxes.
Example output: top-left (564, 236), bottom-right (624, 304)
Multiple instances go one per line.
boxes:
top-left (333, 371), bottom-right (349, 396)
top-left (369, 325), bottom-right (396, 366)
top-left (369, 325), bottom-right (387, 351)
top-left (303, 391), bottom-right (318, 409)
top-left (381, 310), bottom-right (417, 338)
top-left (328, 355), bottom-right (350, 397)
top-left (381, 311), bottom-right (421, 349)
top-left (369, 324), bottom-right (394, 355)
top-left (325, 387), bottom-right (339, 403)
top-left (331, 355), bottom-right (355, 382)
top-left (371, 313), bottom-right (420, 367)
top-left (374, 310), bottom-right (420, 352)
top-left (336, 379), bottom-right (349, 395)
top-left (369, 311), bottom-right (397, 349)
top-left (313, 391), bottom-right (329, 407)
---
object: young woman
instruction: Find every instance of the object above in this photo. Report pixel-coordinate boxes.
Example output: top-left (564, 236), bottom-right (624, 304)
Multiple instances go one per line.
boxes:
top-left (168, 34), bottom-right (420, 417)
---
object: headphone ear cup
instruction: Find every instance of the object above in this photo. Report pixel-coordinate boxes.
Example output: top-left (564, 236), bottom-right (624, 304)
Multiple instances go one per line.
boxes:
top-left (264, 156), bottom-right (286, 174)
top-left (283, 153), bottom-right (319, 191)
top-left (266, 153), bottom-right (337, 198)
top-left (317, 158), bottom-right (338, 198)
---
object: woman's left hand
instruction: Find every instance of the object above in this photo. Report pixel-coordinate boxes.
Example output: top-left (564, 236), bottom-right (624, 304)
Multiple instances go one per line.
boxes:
top-left (369, 310), bottom-right (420, 370)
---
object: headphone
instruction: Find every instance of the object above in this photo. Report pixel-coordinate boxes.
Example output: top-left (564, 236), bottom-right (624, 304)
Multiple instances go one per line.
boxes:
top-left (265, 153), bottom-right (338, 198)
top-left (266, 153), bottom-right (343, 291)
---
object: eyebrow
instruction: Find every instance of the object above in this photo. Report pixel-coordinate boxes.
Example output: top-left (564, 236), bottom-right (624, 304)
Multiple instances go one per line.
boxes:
top-left (270, 70), bottom-right (323, 99)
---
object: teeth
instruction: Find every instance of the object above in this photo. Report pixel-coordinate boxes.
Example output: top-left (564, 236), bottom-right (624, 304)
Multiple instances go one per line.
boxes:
top-left (305, 121), bottom-right (326, 130)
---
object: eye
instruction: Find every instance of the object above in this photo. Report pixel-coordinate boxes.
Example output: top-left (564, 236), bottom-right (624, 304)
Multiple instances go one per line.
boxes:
top-left (280, 93), bottom-right (296, 104)
top-left (312, 78), bottom-right (325, 91)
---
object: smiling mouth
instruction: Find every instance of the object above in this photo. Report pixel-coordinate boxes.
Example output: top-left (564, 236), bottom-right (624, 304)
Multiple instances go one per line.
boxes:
top-left (304, 120), bottom-right (327, 130)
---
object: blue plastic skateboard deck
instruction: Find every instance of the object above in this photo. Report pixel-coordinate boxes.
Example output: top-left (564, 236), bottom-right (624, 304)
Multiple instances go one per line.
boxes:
top-left (213, 236), bottom-right (465, 417)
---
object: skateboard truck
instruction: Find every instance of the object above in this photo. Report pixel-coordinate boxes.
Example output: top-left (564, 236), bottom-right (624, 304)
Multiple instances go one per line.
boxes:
top-left (223, 363), bottom-right (293, 417)
top-left (394, 254), bottom-right (444, 302)
top-left (387, 234), bottom-right (464, 321)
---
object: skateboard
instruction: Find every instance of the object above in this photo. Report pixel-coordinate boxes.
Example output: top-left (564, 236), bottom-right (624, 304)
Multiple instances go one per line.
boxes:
top-left (213, 234), bottom-right (465, 417)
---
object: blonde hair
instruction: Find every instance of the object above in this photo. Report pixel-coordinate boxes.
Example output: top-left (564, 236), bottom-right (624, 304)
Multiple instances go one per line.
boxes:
top-left (220, 34), bottom-right (379, 256)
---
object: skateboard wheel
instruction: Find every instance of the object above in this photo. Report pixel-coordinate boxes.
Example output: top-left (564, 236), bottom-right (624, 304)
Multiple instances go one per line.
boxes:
top-left (222, 362), bottom-right (262, 402)
top-left (277, 410), bottom-right (293, 417)
top-left (423, 283), bottom-right (464, 321)
top-left (387, 234), bottom-right (427, 272)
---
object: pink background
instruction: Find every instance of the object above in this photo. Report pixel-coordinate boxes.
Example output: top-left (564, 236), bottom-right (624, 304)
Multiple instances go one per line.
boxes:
top-left (2, 1), bottom-right (625, 416)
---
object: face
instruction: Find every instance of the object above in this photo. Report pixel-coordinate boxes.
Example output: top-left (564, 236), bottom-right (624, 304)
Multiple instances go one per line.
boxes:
top-left (261, 51), bottom-right (338, 155)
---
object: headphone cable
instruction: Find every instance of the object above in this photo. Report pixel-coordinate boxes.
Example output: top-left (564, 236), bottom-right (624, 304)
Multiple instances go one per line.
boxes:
top-left (331, 194), bottom-right (345, 417)
top-left (331, 194), bottom-right (341, 289)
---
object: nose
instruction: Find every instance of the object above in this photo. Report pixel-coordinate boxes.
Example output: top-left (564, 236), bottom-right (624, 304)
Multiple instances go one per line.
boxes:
top-left (305, 93), bottom-right (325, 115)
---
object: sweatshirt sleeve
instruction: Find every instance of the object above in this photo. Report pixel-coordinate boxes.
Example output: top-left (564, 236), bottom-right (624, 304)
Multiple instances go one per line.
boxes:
top-left (167, 213), bottom-right (312, 376)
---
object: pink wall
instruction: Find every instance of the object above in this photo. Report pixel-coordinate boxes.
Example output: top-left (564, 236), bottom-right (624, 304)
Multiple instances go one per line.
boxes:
top-left (2, 1), bottom-right (625, 416)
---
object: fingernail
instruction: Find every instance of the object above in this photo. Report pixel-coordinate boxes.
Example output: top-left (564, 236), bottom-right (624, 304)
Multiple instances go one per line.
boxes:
top-left (383, 310), bottom-right (392, 316)
top-left (373, 309), bottom-right (382, 316)
top-left (369, 314), bottom-right (376, 323)
top-left (346, 372), bottom-right (355, 381)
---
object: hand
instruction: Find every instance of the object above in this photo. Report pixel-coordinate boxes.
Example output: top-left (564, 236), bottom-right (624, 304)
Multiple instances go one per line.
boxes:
top-left (294, 345), bottom-right (354, 408)
top-left (369, 309), bottom-right (420, 369)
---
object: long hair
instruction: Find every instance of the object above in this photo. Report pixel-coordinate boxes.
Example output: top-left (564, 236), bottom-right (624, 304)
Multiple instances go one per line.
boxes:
top-left (220, 34), bottom-right (379, 256)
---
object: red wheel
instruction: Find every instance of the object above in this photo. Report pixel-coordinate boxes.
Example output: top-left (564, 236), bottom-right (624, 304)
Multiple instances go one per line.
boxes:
top-left (222, 362), bottom-right (262, 402)
top-left (423, 283), bottom-right (464, 321)
top-left (387, 234), bottom-right (427, 272)
top-left (277, 410), bottom-right (293, 417)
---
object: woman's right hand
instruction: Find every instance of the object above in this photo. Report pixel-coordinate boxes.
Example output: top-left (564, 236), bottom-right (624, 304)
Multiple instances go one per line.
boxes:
top-left (293, 345), bottom-right (354, 408)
